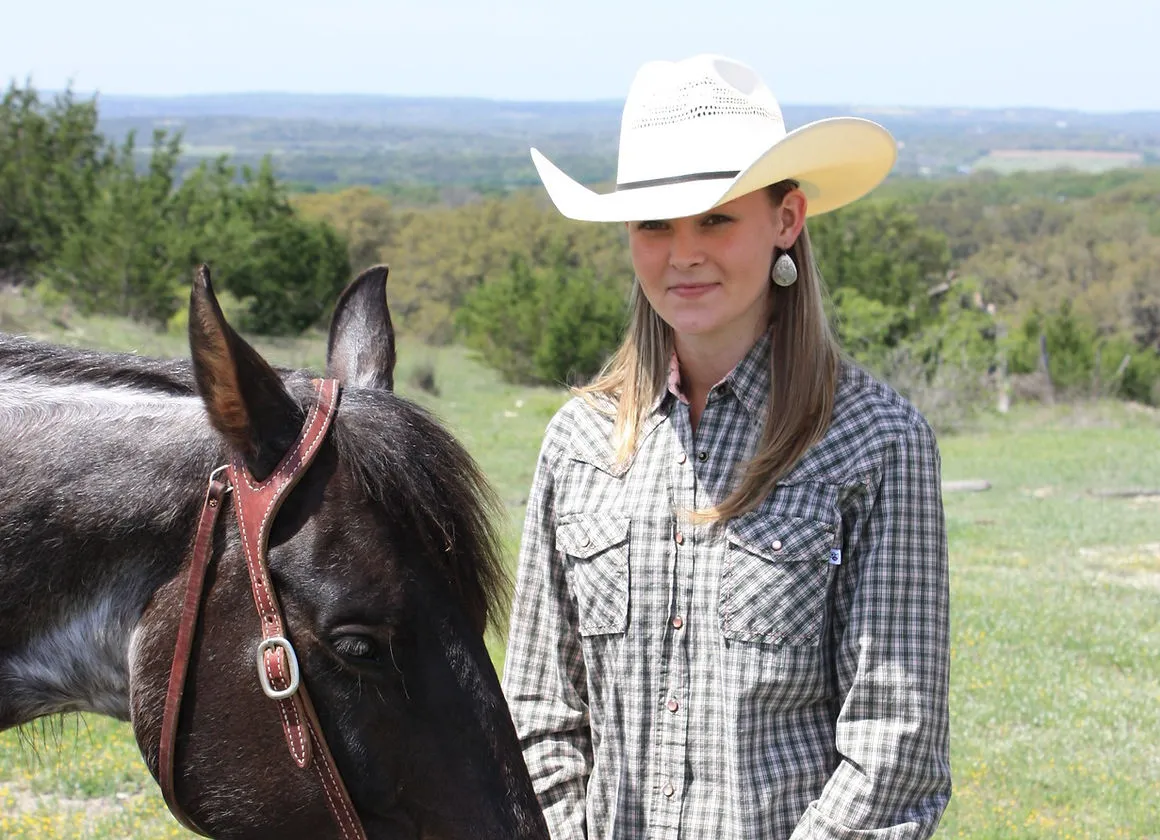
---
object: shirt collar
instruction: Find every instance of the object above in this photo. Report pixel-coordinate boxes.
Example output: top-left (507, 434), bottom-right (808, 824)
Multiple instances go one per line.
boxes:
top-left (660, 329), bottom-right (772, 425)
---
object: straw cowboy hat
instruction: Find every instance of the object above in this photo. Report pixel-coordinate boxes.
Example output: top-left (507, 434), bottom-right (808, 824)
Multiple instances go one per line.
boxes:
top-left (531, 54), bottom-right (897, 223)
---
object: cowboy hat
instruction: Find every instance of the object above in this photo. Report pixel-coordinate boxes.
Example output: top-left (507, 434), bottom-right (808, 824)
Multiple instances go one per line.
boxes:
top-left (531, 54), bottom-right (897, 223)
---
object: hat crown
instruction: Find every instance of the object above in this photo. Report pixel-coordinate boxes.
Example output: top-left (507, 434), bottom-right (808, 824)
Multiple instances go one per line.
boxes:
top-left (616, 55), bottom-right (787, 187)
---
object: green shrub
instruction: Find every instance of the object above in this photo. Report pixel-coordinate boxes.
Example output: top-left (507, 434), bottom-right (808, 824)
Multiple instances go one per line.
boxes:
top-left (456, 252), bottom-right (626, 386)
top-left (830, 287), bottom-right (915, 370)
top-left (840, 276), bottom-right (1001, 431)
top-left (1095, 334), bottom-right (1160, 405)
top-left (1007, 304), bottom-right (1160, 405)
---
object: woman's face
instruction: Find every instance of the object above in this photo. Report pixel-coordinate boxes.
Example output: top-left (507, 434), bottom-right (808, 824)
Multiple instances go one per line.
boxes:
top-left (627, 189), bottom-right (795, 345)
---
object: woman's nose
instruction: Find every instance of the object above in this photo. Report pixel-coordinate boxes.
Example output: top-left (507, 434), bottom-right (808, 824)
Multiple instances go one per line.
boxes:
top-left (668, 226), bottom-right (705, 271)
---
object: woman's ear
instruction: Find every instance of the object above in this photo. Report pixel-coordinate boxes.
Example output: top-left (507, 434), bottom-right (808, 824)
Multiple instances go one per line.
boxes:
top-left (773, 188), bottom-right (808, 249)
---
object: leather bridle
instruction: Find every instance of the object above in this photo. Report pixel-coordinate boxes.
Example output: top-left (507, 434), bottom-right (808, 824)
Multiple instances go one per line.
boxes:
top-left (158, 378), bottom-right (368, 839)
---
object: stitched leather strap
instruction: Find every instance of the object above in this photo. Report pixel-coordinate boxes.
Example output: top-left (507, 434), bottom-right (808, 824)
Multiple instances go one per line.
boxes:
top-left (160, 379), bottom-right (367, 839)
top-left (159, 474), bottom-right (226, 837)
top-left (227, 379), bottom-right (338, 770)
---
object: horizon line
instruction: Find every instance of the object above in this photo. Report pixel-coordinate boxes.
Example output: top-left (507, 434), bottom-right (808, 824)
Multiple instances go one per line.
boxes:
top-left (18, 85), bottom-right (1160, 117)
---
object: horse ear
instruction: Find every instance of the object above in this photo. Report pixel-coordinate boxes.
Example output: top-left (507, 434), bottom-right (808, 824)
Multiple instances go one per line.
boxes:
top-left (188, 265), bottom-right (305, 481)
top-left (325, 265), bottom-right (396, 391)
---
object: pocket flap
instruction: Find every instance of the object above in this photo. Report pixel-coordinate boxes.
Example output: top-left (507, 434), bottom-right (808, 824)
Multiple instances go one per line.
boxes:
top-left (556, 514), bottom-right (630, 559)
top-left (726, 514), bottom-right (835, 563)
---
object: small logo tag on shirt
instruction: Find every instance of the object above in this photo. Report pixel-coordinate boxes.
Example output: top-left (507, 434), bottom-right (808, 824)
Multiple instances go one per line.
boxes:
top-left (829, 548), bottom-right (842, 566)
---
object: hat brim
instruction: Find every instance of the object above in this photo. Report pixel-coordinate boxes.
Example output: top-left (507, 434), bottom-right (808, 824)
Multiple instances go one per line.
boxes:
top-left (531, 117), bottom-right (897, 223)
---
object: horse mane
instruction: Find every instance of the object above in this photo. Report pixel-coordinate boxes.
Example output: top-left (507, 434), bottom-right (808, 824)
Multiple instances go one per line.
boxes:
top-left (332, 389), bottom-right (509, 635)
top-left (0, 334), bottom-right (196, 394)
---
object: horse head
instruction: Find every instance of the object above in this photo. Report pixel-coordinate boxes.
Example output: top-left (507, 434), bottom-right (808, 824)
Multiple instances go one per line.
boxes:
top-left (128, 265), bottom-right (548, 839)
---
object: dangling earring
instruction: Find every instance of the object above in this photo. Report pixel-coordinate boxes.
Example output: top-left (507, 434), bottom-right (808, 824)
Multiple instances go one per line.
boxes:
top-left (771, 251), bottom-right (797, 287)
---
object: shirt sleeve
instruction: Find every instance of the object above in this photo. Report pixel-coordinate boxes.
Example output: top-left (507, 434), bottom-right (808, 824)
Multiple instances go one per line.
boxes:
top-left (502, 426), bottom-right (593, 840)
top-left (791, 419), bottom-right (952, 839)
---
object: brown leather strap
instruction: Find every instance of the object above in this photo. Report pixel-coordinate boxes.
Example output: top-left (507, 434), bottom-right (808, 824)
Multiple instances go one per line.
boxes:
top-left (159, 473), bottom-right (227, 837)
top-left (160, 379), bottom-right (367, 839)
top-left (227, 378), bottom-right (366, 840)
top-left (296, 672), bottom-right (367, 840)
top-left (227, 378), bottom-right (337, 768)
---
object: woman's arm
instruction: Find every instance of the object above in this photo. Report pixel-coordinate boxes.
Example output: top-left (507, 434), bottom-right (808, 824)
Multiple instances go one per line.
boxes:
top-left (792, 418), bottom-right (952, 839)
top-left (503, 431), bottom-right (593, 840)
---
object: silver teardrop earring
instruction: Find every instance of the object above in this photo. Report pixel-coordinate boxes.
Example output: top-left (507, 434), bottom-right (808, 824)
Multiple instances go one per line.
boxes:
top-left (771, 251), bottom-right (798, 287)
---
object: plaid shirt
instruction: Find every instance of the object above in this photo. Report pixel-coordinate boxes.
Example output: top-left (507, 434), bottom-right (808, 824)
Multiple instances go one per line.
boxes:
top-left (502, 332), bottom-right (951, 840)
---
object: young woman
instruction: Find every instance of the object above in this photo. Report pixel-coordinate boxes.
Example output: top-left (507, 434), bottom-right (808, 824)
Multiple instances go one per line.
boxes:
top-left (502, 54), bottom-right (951, 840)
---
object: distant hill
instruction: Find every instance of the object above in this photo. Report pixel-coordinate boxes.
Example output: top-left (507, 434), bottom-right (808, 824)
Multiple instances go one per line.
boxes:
top-left (96, 93), bottom-right (624, 132)
top-left (85, 92), bottom-right (1160, 192)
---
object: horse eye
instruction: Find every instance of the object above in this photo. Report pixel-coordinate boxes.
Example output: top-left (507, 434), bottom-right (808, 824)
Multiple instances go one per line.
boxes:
top-left (333, 634), bottom-right (379, 662)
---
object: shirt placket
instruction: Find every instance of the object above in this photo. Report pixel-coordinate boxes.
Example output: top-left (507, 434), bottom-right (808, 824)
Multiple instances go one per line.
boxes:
top-left (654, 387), bottom-right (742, 839)
top-left (649, 404), bottom-right (697, 839)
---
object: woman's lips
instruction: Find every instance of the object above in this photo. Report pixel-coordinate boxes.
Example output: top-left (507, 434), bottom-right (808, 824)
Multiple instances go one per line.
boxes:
top-left (669, 283), bottom-right (719, 298)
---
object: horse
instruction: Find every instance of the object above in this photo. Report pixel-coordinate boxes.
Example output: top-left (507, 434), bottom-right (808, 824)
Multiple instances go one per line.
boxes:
top-left (0, 265), bottom-right (550, 840)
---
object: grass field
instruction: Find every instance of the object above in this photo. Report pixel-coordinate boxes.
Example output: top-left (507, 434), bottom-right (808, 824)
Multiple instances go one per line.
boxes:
top-left (971, 149), bottom-right (1146, 175)
top-left (0, 291), bottom-right (1157, 839)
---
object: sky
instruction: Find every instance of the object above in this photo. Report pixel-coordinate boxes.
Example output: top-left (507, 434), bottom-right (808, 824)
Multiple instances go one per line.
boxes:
top-left (3, 0), bottom-right (1158, 112)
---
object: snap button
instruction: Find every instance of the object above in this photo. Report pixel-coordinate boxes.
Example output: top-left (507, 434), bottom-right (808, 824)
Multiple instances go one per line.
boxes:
top-left (697, 451), bottom-right (708, 462)
top-left (662, 781), bottom-right (675, 797)
top-left (677, 451), bottom-right (687, 464)
top-left (580, 535), bottom-right (591, 547)
top-left (666, 698), bottom-right (679, 713)
top-left (771, 539), bottom-right (783, 551)
top-left (674, 532), bottom-right (684, 545)
top-left (671, 615), bottom-right (684, 629)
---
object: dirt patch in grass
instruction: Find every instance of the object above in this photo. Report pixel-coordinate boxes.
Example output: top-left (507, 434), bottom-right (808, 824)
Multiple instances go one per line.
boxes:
top-left (2, 782), bottom-right (144, 819)
top-left (1080, 542), bottom-right (1160, 590)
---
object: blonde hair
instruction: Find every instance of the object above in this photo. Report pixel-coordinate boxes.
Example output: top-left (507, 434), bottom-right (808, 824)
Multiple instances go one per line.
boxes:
top-left (576, 181), bottom-right (841, 522)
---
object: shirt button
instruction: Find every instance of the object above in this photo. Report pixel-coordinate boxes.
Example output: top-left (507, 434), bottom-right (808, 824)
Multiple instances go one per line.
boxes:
top-left (771, 539), bottom-right (783, 551)
top-left (662, 781), bottom-right (675, 797)
top-left (674, 532), bottom-right (684, 545)
top-left (697, 451), bottom-right (708, 462)
top-left (666, 698), bottom-right (679, 713)
top-left (677, 451), bottom-right (687, 464)
top-left (671, 615), bottom-right (684, 629)
top-left (580, 535), bottom-right (591, 547)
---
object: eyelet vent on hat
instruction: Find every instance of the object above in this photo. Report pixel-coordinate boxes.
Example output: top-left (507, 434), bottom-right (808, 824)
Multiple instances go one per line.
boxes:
top-left (629, 76), bottom-right (783, 130)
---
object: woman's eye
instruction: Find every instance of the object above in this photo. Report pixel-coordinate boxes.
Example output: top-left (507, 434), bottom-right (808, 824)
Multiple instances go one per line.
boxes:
top-left (635, 220), bottom-right (668, 231)
top-left (703, 214), bottom-right (732, 226)
top-left (333, 635), bottom-right (379, 662)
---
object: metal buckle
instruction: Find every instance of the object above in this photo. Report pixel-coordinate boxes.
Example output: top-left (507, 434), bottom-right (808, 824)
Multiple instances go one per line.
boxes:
top-left (256, 636), bottom-right (301, 700)
top-left (209, 464), bottom-right (233, 494)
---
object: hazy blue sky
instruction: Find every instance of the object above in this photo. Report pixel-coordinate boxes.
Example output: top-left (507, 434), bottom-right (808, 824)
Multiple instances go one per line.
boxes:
top-left (4, 0), bottom-right (1157, 111)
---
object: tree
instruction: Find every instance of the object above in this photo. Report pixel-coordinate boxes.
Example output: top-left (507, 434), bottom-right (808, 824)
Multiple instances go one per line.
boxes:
top-left (0, 83), bottom-right (107, 279)
top-left (292, 186), bottom-right (397, 273)
top-left (386, 191), bottom-right (630, 343)
top-left (4, 82), bottom-right (351, 333)
top-left (40, 133), bottom-right (349, 332)
top-left (203, 159), bottom-right (351, 334)
top-left (807, 201), bottom-right (952, 363)
top-left (45, 130), bottom-right (186, 323)
top-left (457, 248), bottom-right (626, 385)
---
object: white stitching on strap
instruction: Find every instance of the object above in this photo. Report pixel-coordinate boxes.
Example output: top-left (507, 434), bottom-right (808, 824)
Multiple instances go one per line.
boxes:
top-left (306, 711), bottom-right (363, 839)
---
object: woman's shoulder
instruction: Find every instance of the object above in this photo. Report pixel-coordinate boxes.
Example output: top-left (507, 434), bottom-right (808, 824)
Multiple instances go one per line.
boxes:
top-left (794, 360), bottom-right (938, 483)
top-left (537, 392), bottom-right (620, 468)
top-left (834, 359), bottom-right (932, 437)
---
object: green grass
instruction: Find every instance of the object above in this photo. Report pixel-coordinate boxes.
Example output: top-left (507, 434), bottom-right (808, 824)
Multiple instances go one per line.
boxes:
top-left (0, 293), bottom-right (1157, 838)
top-left (936, 410), bottom-right (1160, 839)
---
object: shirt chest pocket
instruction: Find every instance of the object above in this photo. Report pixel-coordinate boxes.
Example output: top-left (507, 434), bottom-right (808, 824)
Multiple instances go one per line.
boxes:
top-left (720, 514), bottom-right (835, 646)
top-left (556, 513), bottom-right (630, 637)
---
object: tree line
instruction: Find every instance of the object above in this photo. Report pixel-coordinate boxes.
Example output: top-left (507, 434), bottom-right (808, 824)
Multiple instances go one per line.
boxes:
top-left (1, 84), bottom-right (350, 334)
top-left (4, 83), bottom-right (1158, 422)
top-left (296, 172), bottom-right (1160, 420)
